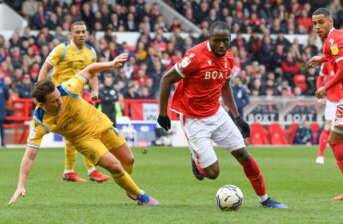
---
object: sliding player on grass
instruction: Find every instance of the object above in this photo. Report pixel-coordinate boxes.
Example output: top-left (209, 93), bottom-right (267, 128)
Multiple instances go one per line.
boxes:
top-left (8, 53), bottom-right (159, 206)
top-left (158, 21), bottom-right (287, 208)
top-left (308, 8), bottom-right (343, 200)
top-left (38, 20), bottom-right (109, 183)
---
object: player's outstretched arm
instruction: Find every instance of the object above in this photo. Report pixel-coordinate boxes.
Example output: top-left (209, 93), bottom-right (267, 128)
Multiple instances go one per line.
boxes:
top-left (8, 147), bottom-right (39, 207)
top-left (79, 53), bottom-right (129, 80)
top-left (158, 67), bottom-right (183, 131)
top-left (307, 55), bottom-right (326, 67)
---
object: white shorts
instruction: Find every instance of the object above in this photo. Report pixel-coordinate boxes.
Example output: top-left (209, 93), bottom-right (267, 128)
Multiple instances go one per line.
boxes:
top-left (325, 100), bottom-right (339, 121)
top-left (181, 107), bottom-right (246, 168)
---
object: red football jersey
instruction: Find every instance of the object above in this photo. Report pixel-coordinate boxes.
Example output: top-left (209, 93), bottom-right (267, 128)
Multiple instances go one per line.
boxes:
top-left (319, 61), bottom-right (343, 102)
top-left (171, 41), bottom-right (234, 118)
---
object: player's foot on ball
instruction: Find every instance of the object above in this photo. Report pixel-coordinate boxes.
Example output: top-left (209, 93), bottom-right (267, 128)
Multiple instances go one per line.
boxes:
top-left (334, 193), bottom-right (343, 200)
top-left (137, 193), bottom-right (159, 206)
top-left (63, 172), bottom-right (86, 183)
top-left (191, 158), bottom-right (205, 181)
top-left (261, 197), bottom-right (288, 209)
top-left (89, 170), bottom-right (110, 183)
top-left (315, 156), bottom-right (325, 165)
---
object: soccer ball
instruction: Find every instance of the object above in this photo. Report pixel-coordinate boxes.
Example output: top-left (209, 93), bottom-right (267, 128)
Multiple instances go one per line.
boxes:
top-left (216, 185), bottom-right (243, 211)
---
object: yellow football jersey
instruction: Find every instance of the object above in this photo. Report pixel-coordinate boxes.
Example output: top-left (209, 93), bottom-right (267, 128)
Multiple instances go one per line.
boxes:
top-left (47, 41), bottom-right (97, 84)
top-left (27, 75), bottom-right (112, 149)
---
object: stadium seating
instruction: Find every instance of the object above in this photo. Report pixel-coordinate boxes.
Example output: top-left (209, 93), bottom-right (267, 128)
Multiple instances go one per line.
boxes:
top-left (250, 123), bottom-right (269, 145)
top-left (268, 123), bottom-right (288, 145)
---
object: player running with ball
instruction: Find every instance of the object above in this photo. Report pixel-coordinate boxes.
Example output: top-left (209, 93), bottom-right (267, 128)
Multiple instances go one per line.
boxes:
top-left (158, 21), bottom-right (287, 208)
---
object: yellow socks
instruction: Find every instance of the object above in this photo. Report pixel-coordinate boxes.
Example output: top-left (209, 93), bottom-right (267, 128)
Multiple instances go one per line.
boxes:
top-left (112, 171), bottom-right (143, 196)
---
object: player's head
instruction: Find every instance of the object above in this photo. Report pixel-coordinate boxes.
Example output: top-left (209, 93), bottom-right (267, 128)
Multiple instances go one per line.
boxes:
top-left (312, 8), bottom-right (333, 40)
top-left (208, 21), bottom-right (231, 56)
top-left (32, 80), bottom-right (62, 112)
top-left (71, 20), bottom-right (87, 46)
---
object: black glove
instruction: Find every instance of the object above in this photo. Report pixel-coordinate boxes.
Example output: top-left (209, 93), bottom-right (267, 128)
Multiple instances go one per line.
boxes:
top-left (157, 114), bottom-right (171, 131)
top-left (234, 116), bottom-right (250, 138)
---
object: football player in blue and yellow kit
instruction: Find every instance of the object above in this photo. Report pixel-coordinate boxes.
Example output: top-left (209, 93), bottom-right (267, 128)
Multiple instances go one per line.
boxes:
top-left (38, 21), bottom-right (109, 183)
top-left (8, 53), bottom-right (159, 206)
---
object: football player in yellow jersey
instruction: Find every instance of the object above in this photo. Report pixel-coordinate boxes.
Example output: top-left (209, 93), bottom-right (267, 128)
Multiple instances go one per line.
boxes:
top-left (8, 53), bottom-right (159, 206)
top-left (38, 21), bottom-right (109, 183)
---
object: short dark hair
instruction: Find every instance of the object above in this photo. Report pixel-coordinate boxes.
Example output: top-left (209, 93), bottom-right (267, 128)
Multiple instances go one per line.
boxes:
top-left (312, 8), bottom-right (331, 17)
top-left (209, 21), bottom-right (229, 36)
top-left (71, 20), bottom-right (86, 30)
top-left (32, 80), bottom-right (56, 103)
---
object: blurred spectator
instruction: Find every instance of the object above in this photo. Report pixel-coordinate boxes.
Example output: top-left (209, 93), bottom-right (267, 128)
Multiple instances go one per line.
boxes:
top-left (0, 73), bottom-right (9, 147)
top-left (295, 122), bottom-right (312, 144)
top-left (232, 76), bottom-right (250, 117)
top-left (99, 74), bottom-right (120, 126)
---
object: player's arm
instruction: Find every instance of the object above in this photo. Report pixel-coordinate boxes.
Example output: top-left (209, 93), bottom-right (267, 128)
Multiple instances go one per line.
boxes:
top-left (38, 44), bottom-right (63, 81)
top-left (38, 61), bottom-right (53, 81)
top-left (222, 79), bottom-right (250, 138)
top-left (8, 120), bottom-right (46, 207)
top-left (222, 79), bottom-right (239, 117)
top-left (307, 55), bottom-right (327, 67)
top-left (78, 53), bottom-right (128, 80)
top-left (316, 61), bottom-right (343, 98)
top-left (8, 147), bottom-right (39, 206)
top-left (158, 67), bottom-right (183, 131)
top-left (89, 76), bottom-right (99, 100)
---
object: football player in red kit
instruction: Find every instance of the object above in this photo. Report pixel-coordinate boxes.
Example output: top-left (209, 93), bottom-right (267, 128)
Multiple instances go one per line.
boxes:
top-left (158, 21), bottom-right (287, 208)
top-left (308, 8), bottom-right (343, 200)
top-left (315, 61), bottom-right (342, 164)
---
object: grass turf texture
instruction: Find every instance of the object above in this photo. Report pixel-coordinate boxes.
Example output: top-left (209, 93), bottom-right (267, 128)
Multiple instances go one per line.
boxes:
top-left (0, 146), bottom-right (341, 224)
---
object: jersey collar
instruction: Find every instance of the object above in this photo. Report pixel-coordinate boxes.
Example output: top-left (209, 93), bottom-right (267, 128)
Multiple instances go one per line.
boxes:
top-left (328, 27), bottom-right (335, 36)
top-left (71, 40), bottom-right (83, 51)
top-left (207, 41), bottom-right (212, 52)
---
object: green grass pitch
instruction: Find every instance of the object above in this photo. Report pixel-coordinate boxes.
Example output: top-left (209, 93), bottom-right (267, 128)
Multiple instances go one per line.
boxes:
top-left (0, 146), bottom-right (342, 224)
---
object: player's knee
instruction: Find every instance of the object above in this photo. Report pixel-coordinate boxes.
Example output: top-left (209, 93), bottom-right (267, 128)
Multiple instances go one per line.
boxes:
top-left (232, 148), bottom-right (250, 163)
top-left (107, 163), bottom-right (124, 175)
top-left (205, 164), bottom-right (220, 179)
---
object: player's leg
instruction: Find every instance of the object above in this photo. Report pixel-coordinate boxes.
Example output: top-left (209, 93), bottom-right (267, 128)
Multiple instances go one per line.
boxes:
top-left (213, 107), bottom-right (287, 208)
top-left (63, 141), bottom-right (86, 183)
top-left (73, 136), bottom-right (159, 206)
top-left (181, 115), bottom-right (220, 180)
top-left (100, 128), bottom-right (134, 175)
top-left (82, 156), bottom-right (110, 183)
top-left (316, 121), bottom-right (331, 164)
top-left (316, 100), bottom-right (335, 164)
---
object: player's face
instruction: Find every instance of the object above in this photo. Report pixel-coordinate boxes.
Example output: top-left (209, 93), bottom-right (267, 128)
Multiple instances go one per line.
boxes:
top-left (209, 30), bottom-right (230, 56)
top-left (44, 89), bottom-right (62, 113)
top-left (72, 25), bottom-right (87, 46)
top-left (312, 14), bottom-right (333, 40)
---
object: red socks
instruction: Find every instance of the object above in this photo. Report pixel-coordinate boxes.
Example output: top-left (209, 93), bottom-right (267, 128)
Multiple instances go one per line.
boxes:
top-left (329, 141), bottom-right (343, 173)
top-left (317, 130), bottom-right (330, 157)
top-left (241, 158), bottom-right (267, 196)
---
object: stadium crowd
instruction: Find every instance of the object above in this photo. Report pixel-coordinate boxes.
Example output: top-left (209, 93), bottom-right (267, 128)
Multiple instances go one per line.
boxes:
top-left (0, 0), bottom-right (341, 117)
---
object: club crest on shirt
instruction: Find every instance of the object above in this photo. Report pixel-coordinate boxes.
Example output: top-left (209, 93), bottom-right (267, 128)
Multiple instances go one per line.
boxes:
top-left (179, 53), bottom-right (194, 69)
top-left (331, 42), bottom-right (339, 55)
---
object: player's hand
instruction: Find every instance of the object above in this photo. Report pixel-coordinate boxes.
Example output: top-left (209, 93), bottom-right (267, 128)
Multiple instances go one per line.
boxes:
top-left (90, 90), bottom-right (99, 101)
top-left (307, 55), bottom-right (324, 67)
top-left (8, 186), bottom-right (26, 207)
top-left (315, 87), bottom-right (327, 98)
top-left (113, 53), bottom-right (129, 68)
top-left (157, 114), bottom-right (171, 131)
top-left (234, 116), bottom-right (250, 138)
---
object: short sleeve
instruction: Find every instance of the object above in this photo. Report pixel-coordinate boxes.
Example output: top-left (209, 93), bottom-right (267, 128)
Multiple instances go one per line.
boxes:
top-left (174, 51), bottom-right (199, 78)
top-left (27, 120), bottom-right (47, 149)
top-left (46, 44), bottom-right (64, 66)
top-left (91, 47), bottom-right (97, 62)
top-left (61, 75), bottom-right (87, 96)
